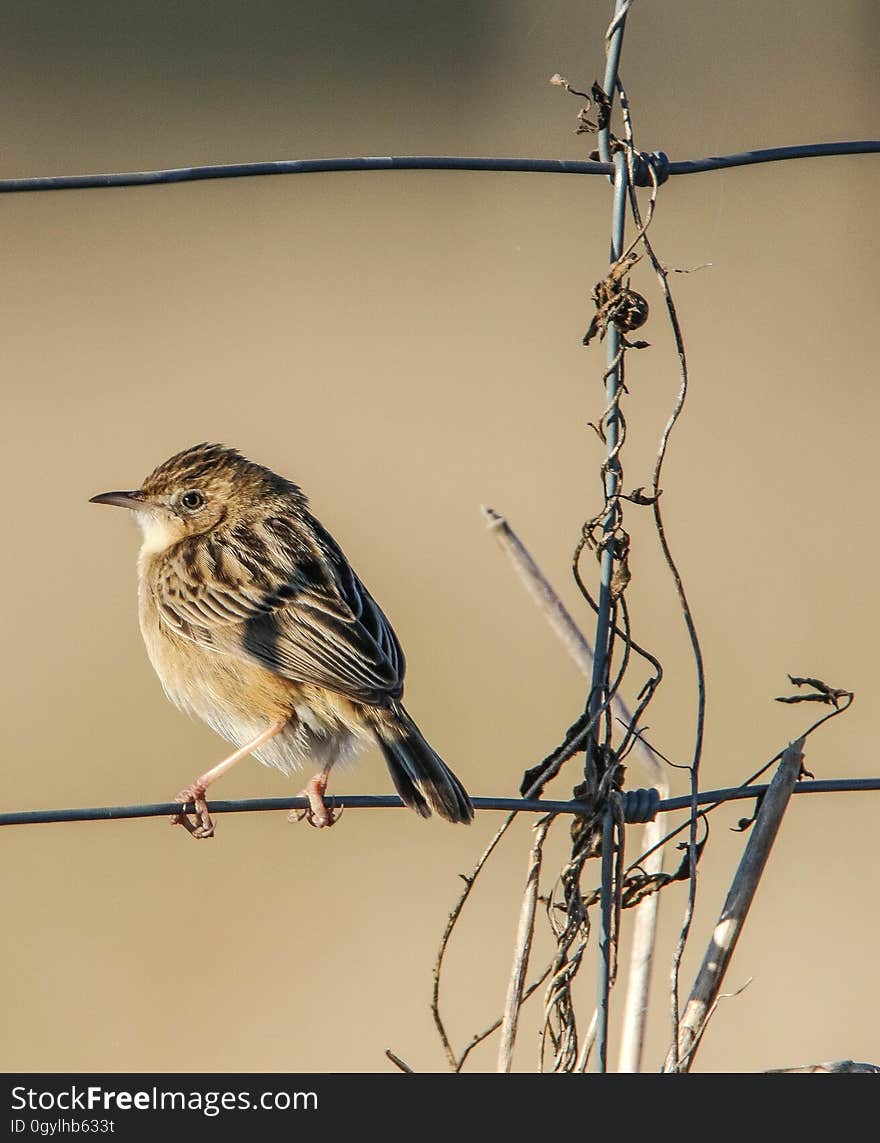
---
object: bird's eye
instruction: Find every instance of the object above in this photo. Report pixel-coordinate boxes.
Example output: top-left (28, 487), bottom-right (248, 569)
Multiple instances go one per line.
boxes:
top-left (180, 490), bottom-right (205, 511)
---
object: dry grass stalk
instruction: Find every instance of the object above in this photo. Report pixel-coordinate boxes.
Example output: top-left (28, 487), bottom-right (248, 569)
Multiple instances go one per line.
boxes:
top-left (497, 816), bottom-right (553, 1072)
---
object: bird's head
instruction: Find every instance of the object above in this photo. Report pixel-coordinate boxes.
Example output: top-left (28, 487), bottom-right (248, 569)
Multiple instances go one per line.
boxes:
top-left (90, 442), bottom-right (303, 556)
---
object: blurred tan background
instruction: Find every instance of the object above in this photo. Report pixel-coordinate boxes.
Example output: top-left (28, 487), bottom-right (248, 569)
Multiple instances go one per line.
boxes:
top-left (2, 0), bottom-right (878, 1073)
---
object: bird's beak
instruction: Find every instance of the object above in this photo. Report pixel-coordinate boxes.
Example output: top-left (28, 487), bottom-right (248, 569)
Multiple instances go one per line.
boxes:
top-left (89, 489), bottom-right (147, 510)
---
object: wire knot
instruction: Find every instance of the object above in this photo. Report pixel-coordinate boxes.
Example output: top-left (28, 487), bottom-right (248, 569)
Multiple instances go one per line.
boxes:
top-left (630, 149), bottom-right (670, 187)
top-left (621, 786), bottom-right (661, 823)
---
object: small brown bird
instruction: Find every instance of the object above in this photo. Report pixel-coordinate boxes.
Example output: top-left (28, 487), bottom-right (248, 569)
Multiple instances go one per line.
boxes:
top-left (90, 443), bottom-right (473, 838)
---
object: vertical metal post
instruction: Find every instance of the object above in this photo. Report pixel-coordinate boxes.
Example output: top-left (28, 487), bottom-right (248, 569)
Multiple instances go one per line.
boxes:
top-left (586, 151), bottom-right (629, 759)
top-left (587, 0), bottom-right (631, 763)
top-left (596, 806), bottom-right (616, 1072)
top-left (590, 0), bottom-right (631, 1075)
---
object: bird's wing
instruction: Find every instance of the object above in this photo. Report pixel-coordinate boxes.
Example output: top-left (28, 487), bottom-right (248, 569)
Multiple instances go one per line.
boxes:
top-left (152, 514), bottom-right (405, 705)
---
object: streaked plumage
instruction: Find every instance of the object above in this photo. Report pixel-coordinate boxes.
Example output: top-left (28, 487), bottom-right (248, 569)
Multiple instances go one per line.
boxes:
top-left (91, 443), bottom-right (473, 836)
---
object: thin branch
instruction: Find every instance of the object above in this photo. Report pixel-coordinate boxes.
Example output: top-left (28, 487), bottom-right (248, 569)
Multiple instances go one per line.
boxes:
top-left (623, 689), bottom-right (855, 877)
top-left (456, 971), bottom-right (551, 1072)
top-left (432, 812), bottom-right (519, 1069)
top-left (665, 740), bottom-right (805, 1072)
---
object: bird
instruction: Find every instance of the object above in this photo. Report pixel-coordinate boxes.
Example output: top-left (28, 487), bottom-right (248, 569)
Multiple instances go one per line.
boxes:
top-left (90, 442), bottom-right (473, 838)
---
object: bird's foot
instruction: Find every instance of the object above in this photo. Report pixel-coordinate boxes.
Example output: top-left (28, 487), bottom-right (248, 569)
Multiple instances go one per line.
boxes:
top-left (288, 772), bottom-right (342, 829)
top-left (171, 782), bottom-right (215, 839)
top-left (288, 802), bottom-right (344, 828)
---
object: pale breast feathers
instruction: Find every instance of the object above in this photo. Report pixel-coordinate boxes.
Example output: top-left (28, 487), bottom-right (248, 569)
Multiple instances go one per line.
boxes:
top-left (148, 513), bottom-right (405, 705)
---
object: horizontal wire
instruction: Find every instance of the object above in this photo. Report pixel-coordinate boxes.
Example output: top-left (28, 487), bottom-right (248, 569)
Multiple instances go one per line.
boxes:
top-left (668, 139), bottom-right (880, 174)
top-left (0, 141), bottom-right (877, 194)
top-left (2, 778), bottom-right (879, 828)
top-left (660, 776), bottom-right (880, 812)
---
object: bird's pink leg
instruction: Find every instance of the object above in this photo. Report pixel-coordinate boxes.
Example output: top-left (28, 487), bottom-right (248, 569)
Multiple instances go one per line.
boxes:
top-left (172, 718), bottom-right (289, 839)
top-left (288, 763), bottom-right (341, 829)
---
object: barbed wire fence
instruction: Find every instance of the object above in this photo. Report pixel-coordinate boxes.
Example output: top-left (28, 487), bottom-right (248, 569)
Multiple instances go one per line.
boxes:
top-left (3, 0), bottom-right (879, 1074)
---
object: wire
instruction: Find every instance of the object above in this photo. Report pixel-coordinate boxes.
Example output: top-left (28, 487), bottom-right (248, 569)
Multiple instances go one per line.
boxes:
top-left (0, 142), bottom-right (876, 194)
top-left (3, 778), bottom-right (879, 829)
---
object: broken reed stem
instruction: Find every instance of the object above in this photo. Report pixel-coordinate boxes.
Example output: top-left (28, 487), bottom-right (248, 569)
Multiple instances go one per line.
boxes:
top-left (497, 816), bottom-right (553, 1072)
top-left (482, 506), bottom-right (662, 783)
top-left (482, 506), bottom-right (597, 679)
top-left (384, 1050), bottom-right (414, 1073)
top-left (665, 739), bottom-right (805, 1072)
top-left (617, 803), bottom-right (667, 1072)
top-left (483, 504), bottom-right (669, 1071)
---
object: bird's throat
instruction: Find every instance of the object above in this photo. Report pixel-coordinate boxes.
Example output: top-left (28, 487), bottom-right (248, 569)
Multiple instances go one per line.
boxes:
top-left (134, 509), bottom-right (186, 561)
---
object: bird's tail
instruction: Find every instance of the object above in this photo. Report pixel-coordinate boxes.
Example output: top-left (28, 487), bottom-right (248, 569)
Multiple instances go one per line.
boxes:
top-left (373, 704), bottom-right (473, 824)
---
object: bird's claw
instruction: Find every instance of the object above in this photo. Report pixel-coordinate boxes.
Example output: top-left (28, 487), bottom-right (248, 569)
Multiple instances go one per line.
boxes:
top-left (287, 799), bottom-right (343, 829)
top-left (171, 784), bottom-right (215, 839)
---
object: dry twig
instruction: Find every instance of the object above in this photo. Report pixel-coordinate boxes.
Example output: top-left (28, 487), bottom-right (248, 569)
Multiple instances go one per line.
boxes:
top-left (431, 812), bottom-right (519, 1069)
